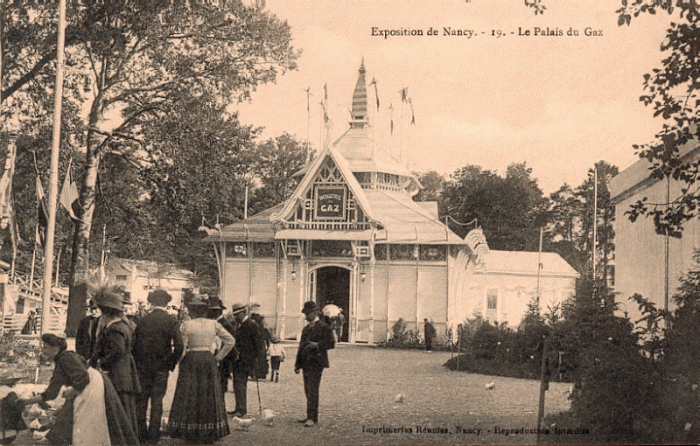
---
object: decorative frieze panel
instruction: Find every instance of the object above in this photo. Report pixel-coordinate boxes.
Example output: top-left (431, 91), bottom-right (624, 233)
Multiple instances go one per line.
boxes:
top-left (311, 240), bottom-right (353, 258)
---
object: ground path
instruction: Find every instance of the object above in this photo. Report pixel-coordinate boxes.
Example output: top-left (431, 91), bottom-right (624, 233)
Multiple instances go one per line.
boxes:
top-left (161, 345), bottom-right (573, 445)
top-left (11, 344), bottom-right (576, 445)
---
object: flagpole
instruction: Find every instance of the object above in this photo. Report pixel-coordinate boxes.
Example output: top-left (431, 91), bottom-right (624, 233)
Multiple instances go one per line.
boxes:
top-left (42, 0), bottom-right (67, 335)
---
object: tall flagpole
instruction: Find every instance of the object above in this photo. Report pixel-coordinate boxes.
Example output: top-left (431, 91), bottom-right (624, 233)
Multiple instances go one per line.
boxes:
top-left (42, 0), bottom-right (67, 335)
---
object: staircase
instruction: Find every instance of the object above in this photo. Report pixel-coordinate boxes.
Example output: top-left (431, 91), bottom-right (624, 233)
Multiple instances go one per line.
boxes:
top-left (2, 270), bottom-right (68, 334)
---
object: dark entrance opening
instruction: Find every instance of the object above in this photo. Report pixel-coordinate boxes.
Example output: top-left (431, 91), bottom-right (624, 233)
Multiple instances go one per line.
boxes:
top-left (315, 266), bottom-right (350, 343)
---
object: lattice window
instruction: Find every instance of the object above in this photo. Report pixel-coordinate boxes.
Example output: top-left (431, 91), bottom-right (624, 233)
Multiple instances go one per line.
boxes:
top-left (419, 245), bottom-right (446, 261)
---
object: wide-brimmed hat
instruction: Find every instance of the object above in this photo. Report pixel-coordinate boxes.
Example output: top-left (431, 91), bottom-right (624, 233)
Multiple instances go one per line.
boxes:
top-left (94, 289), bottom-right (124, 311)
top-left (301, 301), bottom-right (319, 315)
top-left (148, 289), bottom-right (172, 307)
top-left (208, 296), bottom-right (226, 310)
top-left (85, 298), bottom-right (98, 309)
top-left (231, 303), bottom-right (247, 314)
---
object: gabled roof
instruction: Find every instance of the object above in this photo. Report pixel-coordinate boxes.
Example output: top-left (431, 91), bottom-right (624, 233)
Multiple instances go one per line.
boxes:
top-left (202, 204), bottom-right (282, 242)
top-left (367, 189), bottom-right (465, 244)
top-left (271, 144), bottom-right (381, 226)
top-left (476, 251), bottom-right (579, 278)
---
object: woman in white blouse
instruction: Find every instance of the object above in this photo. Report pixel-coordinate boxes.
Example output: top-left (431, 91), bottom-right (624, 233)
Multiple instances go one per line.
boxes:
top-left (167, 295), bottom-right (235, 444)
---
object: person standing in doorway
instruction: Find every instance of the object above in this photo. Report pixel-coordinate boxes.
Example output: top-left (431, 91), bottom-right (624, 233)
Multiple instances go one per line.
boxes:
top-left (336, 309), bottom-right (345, 342)
top-left (132, 289), bottom-right (184, 444)
top-left (424, 318), bottom-right (436, 351)
top-left (230, 303), bottom-right (264, 417)
top-left (294, 301), bottom-right (335, 427)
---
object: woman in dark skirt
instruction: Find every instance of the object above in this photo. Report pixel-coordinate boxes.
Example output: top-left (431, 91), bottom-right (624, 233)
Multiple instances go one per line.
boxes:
top-left (18, 333), bottom-right (139, 446)
top-left (168, 295), bottom-right (235, 443)
top-left (90, 287), bottom-right (141, 436)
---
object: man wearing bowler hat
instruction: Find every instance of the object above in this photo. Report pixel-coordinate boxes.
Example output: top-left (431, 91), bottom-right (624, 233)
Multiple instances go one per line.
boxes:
top-left (75, 298), bottom-right (100, 360)
top-left (295, 301), bottom-right (335, 427)
top-left (229, 302), bottom-right (264, 417)
top-left (132, 289), bottom-right (184, 443)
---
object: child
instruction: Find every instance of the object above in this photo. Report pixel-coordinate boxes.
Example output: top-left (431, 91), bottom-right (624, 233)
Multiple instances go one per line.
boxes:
top-left (268, 337), bottom-right (286, 383)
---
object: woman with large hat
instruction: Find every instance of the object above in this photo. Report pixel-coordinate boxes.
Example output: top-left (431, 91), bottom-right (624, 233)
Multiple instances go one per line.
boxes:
top-left (167, 295), bottom-right (235, 443)
top-left (18, 333), bottom-right (139, 445)
top-left (90, 286), bottom-right (141, 436)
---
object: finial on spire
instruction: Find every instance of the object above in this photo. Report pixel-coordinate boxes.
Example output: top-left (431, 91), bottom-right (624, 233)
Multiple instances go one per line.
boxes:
top-left (350, 60), bottom-right (368, 128)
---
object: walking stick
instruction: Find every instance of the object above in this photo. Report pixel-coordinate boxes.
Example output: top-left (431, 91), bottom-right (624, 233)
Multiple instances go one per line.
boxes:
top-left (255, 376), bottom-right (262, 415)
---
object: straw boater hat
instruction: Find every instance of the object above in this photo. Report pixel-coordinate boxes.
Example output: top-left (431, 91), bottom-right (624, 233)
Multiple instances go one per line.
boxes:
top-left (148, 289), bottom-right (172, 307)
top-left (94, 288), bottom-right (124, 311)
top-left (230, 303), bottom-right (247, 315)
top-left (301, 301), bottom-right (319, 315)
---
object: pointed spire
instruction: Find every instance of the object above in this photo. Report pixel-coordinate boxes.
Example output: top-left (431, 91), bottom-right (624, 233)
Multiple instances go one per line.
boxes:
top-left (350, 59), bottom-right (368, 129)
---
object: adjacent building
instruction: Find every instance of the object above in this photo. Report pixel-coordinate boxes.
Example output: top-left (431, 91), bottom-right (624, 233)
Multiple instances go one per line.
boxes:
top-left (610, 143), bottom-right (700, 323)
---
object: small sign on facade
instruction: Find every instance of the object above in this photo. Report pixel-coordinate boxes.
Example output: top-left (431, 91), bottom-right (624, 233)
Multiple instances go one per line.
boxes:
top-left (315, 186), bottom-right (347, 220)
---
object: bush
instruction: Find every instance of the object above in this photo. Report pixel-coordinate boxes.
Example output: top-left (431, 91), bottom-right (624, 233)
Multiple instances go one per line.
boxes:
top-left (377, 318), bottom-right (422, 349)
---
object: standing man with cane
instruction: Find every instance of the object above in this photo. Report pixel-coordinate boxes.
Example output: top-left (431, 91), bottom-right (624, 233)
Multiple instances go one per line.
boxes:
top-left (295, 301), bottom-right (335, 427)
top-left (230, 303), bottom-right (264, 418)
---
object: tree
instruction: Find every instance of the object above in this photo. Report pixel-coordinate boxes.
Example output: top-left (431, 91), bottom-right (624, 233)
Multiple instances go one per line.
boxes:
top-left (441, 162), bottom-right (549, 251)
top-left (10, 1), bottom-right (300, 335)
top-left (618, 2), bottom-right (700, 238)
top-left (248, 133), bottom-right (310, 215)
top-left (136, 94), bottom-right (260, 285)
top-left (413, 170), bottom-right (446, 203)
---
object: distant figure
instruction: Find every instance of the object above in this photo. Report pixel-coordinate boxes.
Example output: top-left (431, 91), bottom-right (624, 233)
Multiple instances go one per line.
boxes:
top-left (424, 318), bottom-right (436, 351)
top-left (294, 301), bottom-right (335, 427)
top-left (75, 299), bottom-right (100, 360)
top-left (336, 309), bottom-right (345, 342)
top-left (268, 336), bottom-right (286, 383)
top-left (132, 289), bottom-right (184, 444)
top-left (21, 310), bottom-right (37, 335)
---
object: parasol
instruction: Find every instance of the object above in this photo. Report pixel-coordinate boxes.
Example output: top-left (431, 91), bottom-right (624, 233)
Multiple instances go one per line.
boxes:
top-left (322, 304), bottom-right (341, 318)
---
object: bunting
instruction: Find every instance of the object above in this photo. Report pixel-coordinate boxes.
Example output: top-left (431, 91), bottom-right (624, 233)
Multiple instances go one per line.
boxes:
top-left (60, 158), bottom-right (81, 221)
top-left (369, 77), bottom-right (379, 111)
top-left (389, 103), bottom-right (394, 135)
top-left (305, 86), bottom-right (311, 115)
top-left (36, 176), bottom-right (48, 247)
top-left (321, 83), bottom-right (329, 124)
top-left (400, 87), bottom-right (409, 103)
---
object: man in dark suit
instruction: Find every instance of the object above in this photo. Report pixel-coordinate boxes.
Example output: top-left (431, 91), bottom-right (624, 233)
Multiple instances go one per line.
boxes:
top-left (207, 296), bottom-right (237, 396)
top-left (132, 289), bottom-right (184, 443)
top-left (75, 299), bottom-right (100, 359)
top-left (295, 301), bottom-right (335, 427)
top-left (230, 303), bottom-right (264, 417)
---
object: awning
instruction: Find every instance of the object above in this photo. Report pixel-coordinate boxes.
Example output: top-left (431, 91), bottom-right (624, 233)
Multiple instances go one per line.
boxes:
top-left (274, 229), bottom-right (374, 241)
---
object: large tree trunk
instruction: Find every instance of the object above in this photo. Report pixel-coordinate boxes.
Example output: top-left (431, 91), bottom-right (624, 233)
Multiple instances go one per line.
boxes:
top-left (65, 132), bottom-right (102, 337)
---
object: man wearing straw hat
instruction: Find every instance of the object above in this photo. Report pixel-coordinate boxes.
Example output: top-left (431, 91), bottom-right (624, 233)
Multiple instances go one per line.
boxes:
top-left (230, 303), bottom-right (264, 417)
top-left (133, 289), bottom-right (184, 443)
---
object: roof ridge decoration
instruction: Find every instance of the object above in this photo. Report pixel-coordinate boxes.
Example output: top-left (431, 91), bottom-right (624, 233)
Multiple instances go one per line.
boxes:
top-left (350, 59), bottom-right (369, 129)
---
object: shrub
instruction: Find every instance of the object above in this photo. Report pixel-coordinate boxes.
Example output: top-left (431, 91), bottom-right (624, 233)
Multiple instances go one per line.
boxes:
top-left (377, 318), bottom-right (422, 349)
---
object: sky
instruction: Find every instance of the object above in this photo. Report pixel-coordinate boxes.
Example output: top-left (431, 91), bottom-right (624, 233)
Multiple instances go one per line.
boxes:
top-left (236, 0), bottom-right (673, 194)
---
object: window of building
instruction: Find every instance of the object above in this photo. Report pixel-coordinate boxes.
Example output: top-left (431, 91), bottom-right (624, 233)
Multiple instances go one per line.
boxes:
top-left (116, 275), bottom-right (128, 281)
top-left (487, 289), bottom-right (498, 310)
top-left (16, 298), bottom-right (25, 314)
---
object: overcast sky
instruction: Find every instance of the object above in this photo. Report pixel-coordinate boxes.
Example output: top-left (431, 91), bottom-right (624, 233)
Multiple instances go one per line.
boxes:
top-left (236, 0), bottom-right (672, 194)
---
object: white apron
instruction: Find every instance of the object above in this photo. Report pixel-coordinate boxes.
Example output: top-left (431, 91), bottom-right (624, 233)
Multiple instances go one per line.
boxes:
top-left (72, 367), bottom-right (110, 446)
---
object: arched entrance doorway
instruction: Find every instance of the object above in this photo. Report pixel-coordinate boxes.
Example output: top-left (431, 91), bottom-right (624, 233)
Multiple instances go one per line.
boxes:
top-left (310, 265), bottom-right (350, 343)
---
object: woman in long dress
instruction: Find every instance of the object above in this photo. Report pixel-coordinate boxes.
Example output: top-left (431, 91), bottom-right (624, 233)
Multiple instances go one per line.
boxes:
top-left (18, 333), bottom-right (139, 446)
top-left (91, 287), bottom-right (141, 435)
top-left (168, 295), bottom-right (235, 443)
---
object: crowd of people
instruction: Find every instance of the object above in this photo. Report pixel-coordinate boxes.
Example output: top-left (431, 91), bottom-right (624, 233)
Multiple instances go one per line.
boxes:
top-left (14, 286), bottom-right (336, 445)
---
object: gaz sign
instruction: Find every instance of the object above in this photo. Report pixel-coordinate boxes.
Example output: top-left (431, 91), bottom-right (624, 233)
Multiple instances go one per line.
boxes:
top-left (315, 186), bottom-right (346, 219)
